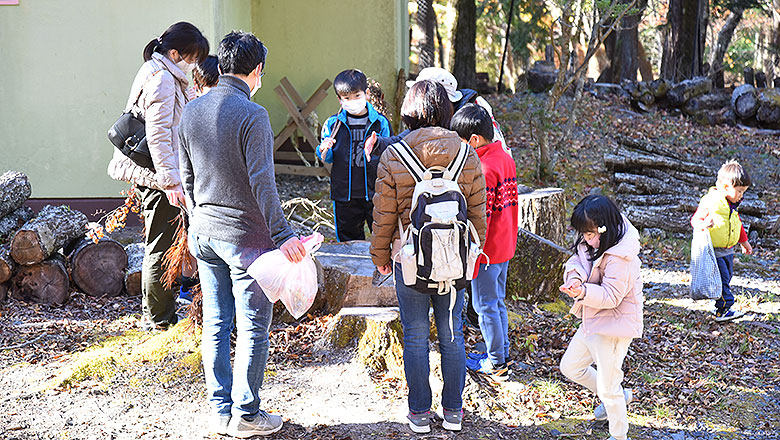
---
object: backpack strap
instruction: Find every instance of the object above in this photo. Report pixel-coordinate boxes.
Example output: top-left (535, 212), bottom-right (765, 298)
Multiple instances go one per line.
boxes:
top-left (446, 143), bottom-right (470, 182)
top-left (389, 140), bottom-right (425, 182)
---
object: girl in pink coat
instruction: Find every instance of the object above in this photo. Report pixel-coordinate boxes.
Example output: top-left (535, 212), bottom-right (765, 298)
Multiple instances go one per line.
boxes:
top-left (559, 195), bottom-right (643, 440)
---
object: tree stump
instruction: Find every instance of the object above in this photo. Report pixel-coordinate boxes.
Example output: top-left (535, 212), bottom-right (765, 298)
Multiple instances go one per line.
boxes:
top-left (124, 243), bottom-right (144, 296)
top-left (755, 71), bottom-right (767, 88)
top-left (731, 84), bottom-right (759, 119)
top-left (507, 228), bottom-right (570, 304)
top-left (11, 205), bottom-right (88, 265)
top-left (320, 307), bottom-right (405, 379)
top-left (757, 89), bottom-right (780, 128)
top-left (527, 61), bottom-right (558, 93)
top-left (517, 188), bottom-right (566, 246)
top-left (743, 67), bottom-right (755, 86)
top-left (0, 206), bottom-right (34, 244)
top-left (0, 171), bottom-right (32, 218)
top-left (10, 253), bottom-right (70, 305)
top-left (0, 245), bottom-right (15, 283)
top-left (67, 237), bottom-right (128, 297)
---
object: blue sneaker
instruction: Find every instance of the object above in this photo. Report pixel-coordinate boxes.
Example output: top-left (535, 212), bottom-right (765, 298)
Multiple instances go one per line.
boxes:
top-left (714, 309), bottom-right (744, 322)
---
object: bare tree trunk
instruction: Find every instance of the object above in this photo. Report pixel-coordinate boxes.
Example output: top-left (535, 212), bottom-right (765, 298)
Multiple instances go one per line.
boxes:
top-left (452, 0), bottom-right (477, 88)
top-left (710, 8), bottom-right (745, 88)
top-left (599, 0), bottom-right (648, 83)
top-left (660, 0), bottom-right (709, 82)
top-left (770, 0), bottom-right (780, 85)
top-left (433, 9), bottom-right (445, 68)
top-left (416, 0), bottom-right (435, 69)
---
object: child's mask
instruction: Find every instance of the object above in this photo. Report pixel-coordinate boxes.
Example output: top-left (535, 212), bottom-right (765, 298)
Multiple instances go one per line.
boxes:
top-left (341, 97), bottom-right (367, 115)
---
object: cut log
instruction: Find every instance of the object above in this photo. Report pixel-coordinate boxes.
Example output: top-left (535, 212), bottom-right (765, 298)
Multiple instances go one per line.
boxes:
top-left (517, 188), bottom-right (566, 246)
top-left (0, 245), bottom-right (14, 283)
top-left (0, 205), bottom-right (34, 244)
top-left (591, 82), bottom-right (624, 99)
top-left (0, 282), bottom-right (7, 303)
top-left (0, 171), bottom-right (32, 218)
top-left (606, 148), bottom-right (711, 177)
top-left (666, 77), bottom-right (713, 108)
top-left (757, 89), bottom-right (780, 127)
top-left (622, 204), bottom-right (692, 233)
top-left (743, 67), bottom-right (755, 86)
top-left (10, 253), bottom-right (70, 305)
top-left (67, 237), bottom-right (128, 297)
top-left (320, 307), bottom-right (405, 379)
top-left (10, 205), bottom-right (88, 265)
top-left (731, 84), bottom-right (759, 119)
top-left (616, 135), bottom-right (685, 159)
top-left (682, 90), bottom-right (731, 116)
top-left (124, 243), bottom-right (144, 296)
top-left (507, 228), bottom-right (570, 304)
top-left (527, 61), bottom-right (558, 93)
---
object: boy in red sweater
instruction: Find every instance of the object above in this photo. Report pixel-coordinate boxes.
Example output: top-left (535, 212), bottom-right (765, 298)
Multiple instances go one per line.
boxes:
top-left (451, 104), bottom-right (519, 375)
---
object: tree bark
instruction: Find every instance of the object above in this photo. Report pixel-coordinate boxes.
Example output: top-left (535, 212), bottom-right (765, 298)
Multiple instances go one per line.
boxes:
top-left (67, 237), bottom-right (128, 297)
top-left (709, 8), bottom-right (744, 89)
top-left (666, 76), bottom-right (713, 107)
top-left (10, 253), bottom-right (70, 305)
top-left (0, 171), bottom-right (32, 218)
top-left (517, 188), bottom-right (566, 246)
top-left (124, 243), bottom-right (144, 296)
top-left (0, 282), bottom-right (7, 303)
top-left (756, 71), bottom-right (768, 88)
top-left (682, 90), bottom-right (732, 116)
top-left (660, 0), bottom-right (709, 82)
top-left (757, 89), bottom-right (780, 127)
top-left (599, 0), bottom-right (648, 83)
top-left (732, 84), bottom-right (759, 119)
top-left (0, 206), bottom-right (34, 244)
top-left (744, 67), bottom-right (755, 86)
top-left (10, 205), bottom-right (88, 266)
top-left (0, 245), bottom-right (15, 283)
top-left (507, 228), bottom-right (570, 304)
top-left (452, 0), bottom-right (477, 89)
top-left (416, 0), bottom-right (435, 69)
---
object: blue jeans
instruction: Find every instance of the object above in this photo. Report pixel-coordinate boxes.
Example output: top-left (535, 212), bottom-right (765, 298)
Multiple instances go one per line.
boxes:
top-left (471, 261), bottom-right (510, 365)
top-left (715, 253), bottom-right (734, 312)
top-left (394, 266), bottom-right (466, 413)
top-left (189, 233), bottom-right (273, 419)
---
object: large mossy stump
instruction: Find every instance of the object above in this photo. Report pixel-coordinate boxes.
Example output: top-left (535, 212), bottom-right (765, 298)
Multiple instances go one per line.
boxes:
top-left (517, 188), bottom-right (566, 246)
top-left (321, 307), bottom-right (405, 379)
top-left (507, 228), bottom-right (571, 304)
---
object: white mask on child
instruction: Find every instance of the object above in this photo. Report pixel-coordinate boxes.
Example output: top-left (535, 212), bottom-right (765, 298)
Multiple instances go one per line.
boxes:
top-left (175, 58), bottom-right (195, 74)
top-left (341, 97), bottom-right (367, 115)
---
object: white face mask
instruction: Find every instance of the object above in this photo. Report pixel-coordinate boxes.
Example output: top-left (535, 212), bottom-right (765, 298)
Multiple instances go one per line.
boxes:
top-left (341, 97), bottom-right (367, 115)
top-left (250, 74), bottom-right (262, 98)
top-left (175, 58), bottom-right (194, 74)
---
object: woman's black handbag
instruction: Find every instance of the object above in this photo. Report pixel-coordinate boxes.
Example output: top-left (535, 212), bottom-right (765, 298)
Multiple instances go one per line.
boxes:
top-left (108, 112), bottom-right (155, 170)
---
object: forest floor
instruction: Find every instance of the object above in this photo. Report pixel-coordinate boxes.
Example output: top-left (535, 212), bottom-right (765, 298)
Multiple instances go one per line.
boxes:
top-left (1, 92), bottom-right (779, 440)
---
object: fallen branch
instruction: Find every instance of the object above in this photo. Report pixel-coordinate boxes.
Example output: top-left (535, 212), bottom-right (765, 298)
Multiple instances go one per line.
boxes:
top-left (0, 334), bottom-right (45, 350)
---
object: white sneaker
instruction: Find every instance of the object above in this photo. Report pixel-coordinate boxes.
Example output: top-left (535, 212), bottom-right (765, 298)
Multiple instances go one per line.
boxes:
top-left (227, 411), bottom-right (283, 438)
top-left (594, 388), bottom-right (633, 421)
top-left (207, 413), bottom-right (231, 435)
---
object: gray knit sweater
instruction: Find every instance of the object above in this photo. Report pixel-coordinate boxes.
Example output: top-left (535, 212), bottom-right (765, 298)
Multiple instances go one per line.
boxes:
top-left (178, 75), bottom-right (295, 251)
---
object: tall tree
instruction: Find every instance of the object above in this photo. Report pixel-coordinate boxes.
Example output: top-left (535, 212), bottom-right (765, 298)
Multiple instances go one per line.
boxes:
top-left (660, 0), bottom-right (709, 82)
top-left (709, 7), bottom-right (745, 88)
top-left (452, 0), bottom-right (477, 89)
top-left (416, 0), bottom-right (436, 69)
top-left (598, 0), bottom-right (649, 83)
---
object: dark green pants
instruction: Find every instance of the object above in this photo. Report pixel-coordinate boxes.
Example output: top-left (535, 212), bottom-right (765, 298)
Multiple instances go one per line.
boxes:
top-left (136, 185), bottom-right (179, 326)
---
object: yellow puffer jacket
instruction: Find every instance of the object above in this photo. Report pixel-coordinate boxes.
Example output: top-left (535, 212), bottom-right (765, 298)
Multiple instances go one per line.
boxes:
top-left (699, 187), bottom-right (742, 248)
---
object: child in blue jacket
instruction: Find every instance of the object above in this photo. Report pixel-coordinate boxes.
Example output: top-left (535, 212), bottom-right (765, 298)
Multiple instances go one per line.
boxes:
top-left (316, 69), bottom-right (392, 241)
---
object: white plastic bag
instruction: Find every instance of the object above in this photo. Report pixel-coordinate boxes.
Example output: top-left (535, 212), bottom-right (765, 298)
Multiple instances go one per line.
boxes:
top-left (247, 233), bottom-right (323, 319)
top-left (690, 228), bottom-right (722, 300)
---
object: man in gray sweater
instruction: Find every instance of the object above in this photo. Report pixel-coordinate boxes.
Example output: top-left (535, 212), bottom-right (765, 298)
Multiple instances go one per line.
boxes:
top-left (179, 31), bottom-right (305, 438)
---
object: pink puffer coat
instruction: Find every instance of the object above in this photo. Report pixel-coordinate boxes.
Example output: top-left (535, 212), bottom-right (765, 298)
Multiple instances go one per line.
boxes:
top-left (107, 52), bottom-right (190, 191)
top-left (563, 215), bottom-right (644, 339)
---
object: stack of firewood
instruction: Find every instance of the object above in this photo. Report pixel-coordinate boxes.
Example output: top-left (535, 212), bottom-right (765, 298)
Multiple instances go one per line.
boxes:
top-left (590, 71), bottom-right (780, 129)
top-left (605, 138), bottom-right (775, 235)
top-left (0, 171), bottom-right (136, 305)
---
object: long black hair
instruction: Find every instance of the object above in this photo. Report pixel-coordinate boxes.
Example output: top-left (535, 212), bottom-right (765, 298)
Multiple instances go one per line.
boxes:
top-left (571, 195), bottom-right (625, 261)
top-left (401, 80), bottom-right (453, 130)
top-left (143, 22), bottom-right (209, 63)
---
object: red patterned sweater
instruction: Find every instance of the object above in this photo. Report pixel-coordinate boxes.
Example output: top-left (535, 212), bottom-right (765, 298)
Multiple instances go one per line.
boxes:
top-left (475, 140), bottom-right (518, 273)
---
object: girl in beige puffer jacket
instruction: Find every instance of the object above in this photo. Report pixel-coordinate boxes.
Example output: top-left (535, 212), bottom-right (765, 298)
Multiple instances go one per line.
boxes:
top-left (107, 22), bottom-right (208, 328)
top-left (558, 195), bottom-right (643, 440)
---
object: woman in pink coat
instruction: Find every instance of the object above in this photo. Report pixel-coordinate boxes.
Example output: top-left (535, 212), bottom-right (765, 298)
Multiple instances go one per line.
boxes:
top-left (559, 195), bottom-right (643, 440)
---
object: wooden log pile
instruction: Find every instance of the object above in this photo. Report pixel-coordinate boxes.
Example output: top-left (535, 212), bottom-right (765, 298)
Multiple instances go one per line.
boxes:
top-left (591, 72), bottom-right (780, 129)
top-left (605, 138), bottom-right (774, 234)
top-left (0, 170), bottom-right (139, 305)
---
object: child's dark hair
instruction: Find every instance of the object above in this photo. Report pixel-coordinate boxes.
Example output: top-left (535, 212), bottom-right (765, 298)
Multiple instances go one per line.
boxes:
top-left (401, 80), bottom-right (453, 130)
top-left (717, 160), bottom-right (751, 187)
top-left (143, 22), bottom-right (209, 63)
top-left (450, 103), bottom-right (494, 141)
top-left (218, 31), bottom-right (267, 76)
top-left (334, 69), bottom-right (368, 97)
top-left (193, 55), bottom-right (219, 89)
top-left (571, 195), bottom-right (625, 261)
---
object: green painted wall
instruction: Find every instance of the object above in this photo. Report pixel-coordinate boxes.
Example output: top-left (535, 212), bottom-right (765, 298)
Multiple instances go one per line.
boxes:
top-left (251, 0), bottom-right (409, 138)
top-left (0, 0), bottom-right (407, 198)
top-left (0, 0), bottom-right (250, 198)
